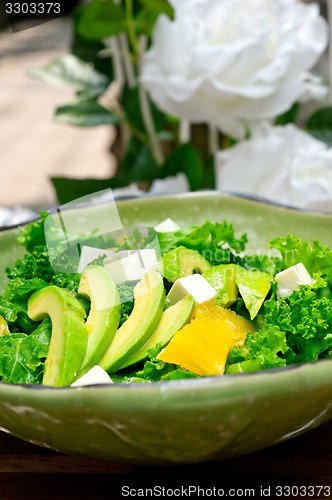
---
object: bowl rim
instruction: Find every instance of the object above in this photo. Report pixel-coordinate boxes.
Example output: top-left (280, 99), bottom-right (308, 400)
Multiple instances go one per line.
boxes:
top-left (2, 189), bottom-right (332, 232)
top-left (0, 355), bottom-right (329, 392)
top-left (1, 189), bottom-right (332, 390)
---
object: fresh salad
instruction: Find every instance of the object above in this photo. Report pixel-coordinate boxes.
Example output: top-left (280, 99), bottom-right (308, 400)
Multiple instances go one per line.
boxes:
top-left (1, 213), bottom-right (332, 387)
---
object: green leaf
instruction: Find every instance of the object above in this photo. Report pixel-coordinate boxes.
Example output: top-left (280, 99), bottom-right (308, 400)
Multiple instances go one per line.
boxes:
top-left (51, 177), bottom-right (131, 205)
top-left (16, 213), bottom-right (48, 253)
top-left (0, 294), bottom-right (37, 335)
top-left (139, 0), bottom-right (174, 20)
top-left (263, 286), bottom-right (332, 364)
top-left (132, 0), bottom-right (144, 16)
top-left (158, 220), bottom-right (248, 264)
top-left (5, 247), bottom-right (81, 297)
top-left (0, 299), bottom-right (21, 325)
top-left (268, 235), bottom-right (332, 285)
top-left (308, 129), bottom-right (332, 147)
top-left (307, 130), bottom-right (332, 147)
top-left (226, 325), bottom-right (288, 374)
top-left (134, 9), bottom-right (160, 37)
top-left (71, 10), bottom-right (113, 78)
top-left (0, 333), bottom-right (46, 385)
top-left (77, 0), bottom-right (127, 41)
top-left (28, 55), bottom-right (110, 99)
top-left (122, 85), bottom-right (166, 133)
top-left (204, 154), bottom-right (216, 190)
top-left (30, 318), bottom-right (52, 359)
top-left (134, 0), bottom-right (174, 36)
top-left (134, 359), bottom-right (177, 381)
top-left (4, 278), bottom-right (49, 305)
top-left (306, 106), bottom-right (332, 147)
top-left (120, 135), bottom-right (159, 181)
top-left (274, 102), bottom-right (300, 126)
top-left (54, 100), bottom-right (123, 127)
top-left (162, 143), bottom-right (204, 191)
top-left (161, 369), bottom-right (199, 380)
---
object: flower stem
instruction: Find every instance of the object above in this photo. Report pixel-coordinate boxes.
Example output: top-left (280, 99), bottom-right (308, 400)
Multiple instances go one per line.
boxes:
top-left (104, 36), bottom-right (125, 87)
top-left (208, 125), bottom-right (219, 157)
top-left (125, 0), bottom-right (139, 58)
top-left (119, 33), bottom-right (136, 89)
top-left (180, 120), bottom-right (191, 143)
top-left (138, 35), bottom-right (164, 166)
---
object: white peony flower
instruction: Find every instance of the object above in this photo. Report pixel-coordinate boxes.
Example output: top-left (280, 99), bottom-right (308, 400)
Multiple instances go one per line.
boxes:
top-left (141, 0), bottom-right (328, 139)
top-left (217, 124), bottom-right (332, 212)
top-left (299, 72), bottom-right (329, 103)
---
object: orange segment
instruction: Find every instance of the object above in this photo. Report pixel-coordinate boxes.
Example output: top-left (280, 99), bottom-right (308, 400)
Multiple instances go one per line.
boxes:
top-left (157, 304), bottom-right (255, 376)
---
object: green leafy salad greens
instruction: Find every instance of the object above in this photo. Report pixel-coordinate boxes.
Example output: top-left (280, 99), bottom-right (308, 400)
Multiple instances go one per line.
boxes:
top-left (1, 213), bottom-right (332, 385)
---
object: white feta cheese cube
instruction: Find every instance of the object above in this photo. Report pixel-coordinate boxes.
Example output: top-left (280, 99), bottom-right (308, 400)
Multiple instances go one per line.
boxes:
top-left (71, 366), bottom-right (113, 387)
top-left (275, 263), bottom-right (313, 299)
top-left (167, 274), bottom-right (217, 306)
top-left (103, 249), bottom-right (159, 284)
top-left (103, 250), bottom-right (135, 264)
top-left (77, 246), bottom-right (115, 274)
top-left (154, 218), bottom-right (181, 233)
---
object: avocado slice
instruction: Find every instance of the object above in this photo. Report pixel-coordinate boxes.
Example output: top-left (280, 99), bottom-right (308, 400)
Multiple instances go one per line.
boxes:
top-left (99, 268), bottom-right (165, 373)
top-left (28, 286), bottom-right (88, 387)
top-left (203, 264), bottom-right (238, 308)
top-left (122, 294), bottom-right (195, 368)
top-left (234, 266), bottom-right (272, 320)
top-left (203, 264), bottom-right (272, 319)
top-left (163, 246), bottom-right (211, 283)
top-left (78, 265), bottom-right (121, 373)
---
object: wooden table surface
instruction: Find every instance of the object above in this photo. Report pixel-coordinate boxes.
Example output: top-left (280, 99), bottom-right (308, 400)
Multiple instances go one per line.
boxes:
top-left (0, 419), bottom-right (331, 500)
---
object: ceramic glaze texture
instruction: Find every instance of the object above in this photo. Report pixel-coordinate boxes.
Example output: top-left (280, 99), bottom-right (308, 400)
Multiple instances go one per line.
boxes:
top-left (0, 192), bottom-right (332, 464)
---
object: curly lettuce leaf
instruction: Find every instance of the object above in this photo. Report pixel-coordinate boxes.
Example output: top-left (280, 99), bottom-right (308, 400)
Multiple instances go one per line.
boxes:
top-left (115, 343), bottom-right (175, 382)
top-left (158, 220), bottom-right (247, 265)
top-left (113, 342), bottom-right (198, 382)
top-left (0, 300), bottom-right (22, 324)
top-left (0, 330), bottom-right (50, 385)
top-left (268, 235), bottom-right (332, 285)
top-left (6, 247), bottom-right (54, 282)
top-left (4, 278), bottom-right (49, 304)
top-left (30, 318), bottom-right (52, 359)
top-left (117, 282), bottom-right (135, 327)
top-left (226, 283), bottom-right (332, 373)
top-left (0, 297), bottom-right (36, 334)
top-left (1, 276), bottom-right (75, 334)
top-left (119, 360), bottom-right (198, 382)
top-left (226, 325), bottom-right (288, 373)
top-left (6, 247), bottom-right (80, 293)
top-left (17, 212), bottom-right (48, 253)
top-left (263, 285), bottom-right (332, 363)
top-left (161, 368), bottom-right (199, 381)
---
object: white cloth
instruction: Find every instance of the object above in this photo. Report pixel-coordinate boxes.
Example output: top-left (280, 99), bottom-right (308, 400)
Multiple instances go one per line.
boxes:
top-left (0, 207), bottom-right (35, 228)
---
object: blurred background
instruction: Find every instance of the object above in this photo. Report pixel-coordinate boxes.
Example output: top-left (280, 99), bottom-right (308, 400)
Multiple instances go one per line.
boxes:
top-left (0, 2), bottom-right (116, 212)
top-left (0, 0), bottom-right (330, 222)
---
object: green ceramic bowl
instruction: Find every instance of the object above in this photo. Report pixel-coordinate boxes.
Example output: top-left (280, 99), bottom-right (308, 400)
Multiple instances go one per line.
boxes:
top-left (0, 192), bottom-right (332, 465)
